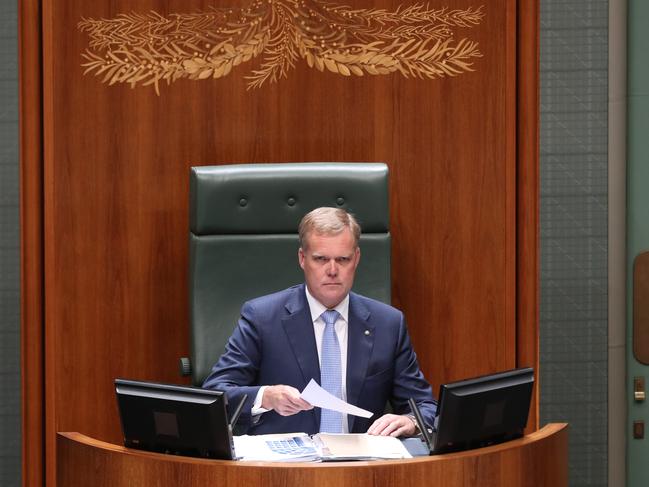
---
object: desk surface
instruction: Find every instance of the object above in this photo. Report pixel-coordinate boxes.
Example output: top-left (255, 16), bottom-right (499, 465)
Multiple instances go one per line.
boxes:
top-left (57, 423), bottom-right (568, 487)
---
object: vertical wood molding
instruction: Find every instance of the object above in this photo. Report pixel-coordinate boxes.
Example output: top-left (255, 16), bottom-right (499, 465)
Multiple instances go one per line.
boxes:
top-left (19, 0), bottom-right (44, 485)
top-left (42, 0), bottom-right (56, 483)
top-left (504, 0), bottom-right (519, 375)
top-left (516, 0), bottom-right (540, 431)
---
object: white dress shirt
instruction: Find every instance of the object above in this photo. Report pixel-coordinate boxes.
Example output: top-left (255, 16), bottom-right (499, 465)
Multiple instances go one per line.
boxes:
top-left (252, 287), bottom-right (350, 432)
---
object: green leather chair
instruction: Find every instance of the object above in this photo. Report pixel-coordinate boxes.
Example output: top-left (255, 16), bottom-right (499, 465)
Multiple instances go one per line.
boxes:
top-left (182, 163), bottom-right (391, 385)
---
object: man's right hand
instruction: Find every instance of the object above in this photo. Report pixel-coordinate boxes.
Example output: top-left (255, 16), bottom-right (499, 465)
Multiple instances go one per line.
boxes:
top-left (262, 385), bottom-right (313, 416)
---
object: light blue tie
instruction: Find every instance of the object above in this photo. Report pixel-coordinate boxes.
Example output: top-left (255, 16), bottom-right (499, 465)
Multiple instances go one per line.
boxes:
top-left (319, 309), bottom-right (343, 433)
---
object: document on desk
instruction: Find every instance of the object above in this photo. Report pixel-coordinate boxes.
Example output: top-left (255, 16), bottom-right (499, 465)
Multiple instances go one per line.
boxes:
top-left (314, 433), bottom-right (412, 461)
top-left (234, 433), bottom-right (412, 462)
top-left (233, 433), bottom-right (320, 462)
top-left (300, 379), bottom-right (373, 418)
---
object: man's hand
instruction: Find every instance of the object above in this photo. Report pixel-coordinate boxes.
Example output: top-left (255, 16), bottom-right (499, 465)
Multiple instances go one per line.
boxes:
top-left (367, 414), bottom-right (417, 437)
top-left (262, 385), bottom-right (313, 416)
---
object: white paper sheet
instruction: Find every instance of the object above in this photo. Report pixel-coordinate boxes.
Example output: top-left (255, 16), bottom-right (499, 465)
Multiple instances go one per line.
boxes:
top-left (300, 379), bottom-right (373, 418)
top-left (234, 433), bottom-right (320, 462)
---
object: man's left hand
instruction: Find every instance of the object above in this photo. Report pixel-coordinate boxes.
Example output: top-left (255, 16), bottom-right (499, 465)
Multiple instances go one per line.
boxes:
top-left (367, 413), bottom-right (416, 437)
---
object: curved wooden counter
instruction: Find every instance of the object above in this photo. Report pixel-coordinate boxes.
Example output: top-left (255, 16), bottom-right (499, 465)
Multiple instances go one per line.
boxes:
top-left (57, 423), bottom-right (567, 487)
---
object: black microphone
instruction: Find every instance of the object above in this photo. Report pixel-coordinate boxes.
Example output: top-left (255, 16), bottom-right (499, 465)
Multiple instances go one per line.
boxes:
top-left (229, 393), bottom-right (248, 429)
top-left (408, 398), bottom-right (434, 453)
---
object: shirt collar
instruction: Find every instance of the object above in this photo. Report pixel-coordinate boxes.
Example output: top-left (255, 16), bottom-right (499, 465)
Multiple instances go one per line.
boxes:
top-left (304, 285), bottom-right (349, 323)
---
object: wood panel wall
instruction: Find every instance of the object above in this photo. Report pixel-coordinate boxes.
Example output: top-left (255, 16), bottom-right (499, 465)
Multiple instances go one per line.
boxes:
top-left (21, 0), bottom-right (539, 485)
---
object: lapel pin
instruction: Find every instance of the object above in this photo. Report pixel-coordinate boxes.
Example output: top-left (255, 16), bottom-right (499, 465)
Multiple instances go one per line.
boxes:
top-left (364, 330), bottom-right (371, 336)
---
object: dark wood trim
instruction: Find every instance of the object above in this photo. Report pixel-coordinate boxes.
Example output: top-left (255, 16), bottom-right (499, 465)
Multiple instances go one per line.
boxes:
top-left (19, 0), bottom-right (45, 485)
top-left (505, 0), bottom-right (519, 371)
top-left (41, 0), bottom-right (56, 482)
top-left (516, 0), bottom-right (540, 432)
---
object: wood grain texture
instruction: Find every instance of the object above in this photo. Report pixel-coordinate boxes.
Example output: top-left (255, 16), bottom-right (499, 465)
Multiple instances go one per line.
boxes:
top-left (29, 0), bottom-right (540, 485)
top-left (515, 0), bottom-right (540, 432)
top-left (388, 0), bottom-right (517, 385)
top-left (57, 424), bottom-right (568, 487)
top-left (19, 0), bottom-right (45, 486)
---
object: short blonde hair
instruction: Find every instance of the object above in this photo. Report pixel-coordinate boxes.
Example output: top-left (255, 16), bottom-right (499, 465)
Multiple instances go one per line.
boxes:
top-left (298, 207), bottom-right (361, 250)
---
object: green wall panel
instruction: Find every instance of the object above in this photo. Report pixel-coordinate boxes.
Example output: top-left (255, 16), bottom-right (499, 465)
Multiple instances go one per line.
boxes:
top-left (540, 1), bottom-right (608, 486)
top-left (627, 2), bottom-right (649, 486)
top-left (0, 0), bottom-right (20, 486)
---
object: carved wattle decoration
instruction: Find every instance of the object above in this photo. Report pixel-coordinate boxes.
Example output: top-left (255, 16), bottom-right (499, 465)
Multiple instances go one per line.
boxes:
top-left (78, 1), bottom-right (484, 93)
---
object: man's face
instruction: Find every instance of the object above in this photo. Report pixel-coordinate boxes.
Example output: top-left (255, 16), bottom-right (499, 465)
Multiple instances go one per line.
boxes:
top-left (298, 228), bottom-right (361, 309)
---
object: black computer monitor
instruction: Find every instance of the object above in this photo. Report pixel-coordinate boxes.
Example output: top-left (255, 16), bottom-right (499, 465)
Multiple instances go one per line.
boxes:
top-left (426, 367), bottom-right (534, 454)
top-left (115, 379), bottom-right (236, 459)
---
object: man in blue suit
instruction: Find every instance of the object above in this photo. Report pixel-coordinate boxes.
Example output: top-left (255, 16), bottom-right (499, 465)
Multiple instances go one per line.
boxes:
top-left (203, 207), bottom-right (436, 436)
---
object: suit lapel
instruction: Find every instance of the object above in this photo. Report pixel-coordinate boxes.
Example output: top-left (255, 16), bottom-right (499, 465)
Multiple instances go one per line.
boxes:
top-left (346, 293), bottom-right (374, 432)
top-left (281, 285), bottom-right (322, 426)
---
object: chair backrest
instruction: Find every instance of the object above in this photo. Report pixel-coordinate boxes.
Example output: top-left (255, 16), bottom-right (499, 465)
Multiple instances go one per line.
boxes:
top-left (188, 163), bottom-right (391, 385)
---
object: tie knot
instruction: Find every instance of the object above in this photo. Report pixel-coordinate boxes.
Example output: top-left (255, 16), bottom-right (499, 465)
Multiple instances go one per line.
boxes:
top-left (321, 309), bottom-right (340, 326)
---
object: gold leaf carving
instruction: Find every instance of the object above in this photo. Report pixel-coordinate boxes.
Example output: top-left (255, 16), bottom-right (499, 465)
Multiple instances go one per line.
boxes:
top-left (78, 1), bottom-right (484, 93)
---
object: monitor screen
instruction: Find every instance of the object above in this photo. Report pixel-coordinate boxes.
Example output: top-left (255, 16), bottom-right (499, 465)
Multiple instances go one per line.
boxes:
top-left (432, 367), bottom-right (534, 454)
top-left (115, 379), bottom-right (235, 459)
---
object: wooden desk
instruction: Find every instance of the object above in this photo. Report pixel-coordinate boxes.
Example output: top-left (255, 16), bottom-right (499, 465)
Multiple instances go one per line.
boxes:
top-left (57, 423), bottom-right (567, 487)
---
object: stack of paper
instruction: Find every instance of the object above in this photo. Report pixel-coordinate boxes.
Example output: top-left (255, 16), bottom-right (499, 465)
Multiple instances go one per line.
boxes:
top-left (313, 433), bottom-right (412, 461)
top-left (233, 433), bottom-right (320, 462)
top-left (233, 380), bottom-right (412, 462)
top-left (234, 433), bottom-right (412, 462)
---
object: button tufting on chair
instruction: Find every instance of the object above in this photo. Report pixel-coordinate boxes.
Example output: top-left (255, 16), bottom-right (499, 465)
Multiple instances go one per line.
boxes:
top-left (187, 163), bottom-right (390, 385)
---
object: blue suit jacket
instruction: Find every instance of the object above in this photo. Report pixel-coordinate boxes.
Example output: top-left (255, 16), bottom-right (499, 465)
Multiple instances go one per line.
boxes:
top-left (203, 284), bottom-right (437, 434)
